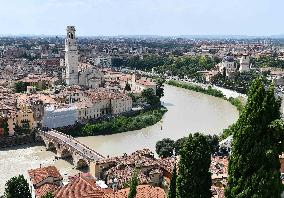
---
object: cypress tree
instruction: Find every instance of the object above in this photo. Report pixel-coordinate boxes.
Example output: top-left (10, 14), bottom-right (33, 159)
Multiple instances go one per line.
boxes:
top-left (168, 164), bottom-right (177, 198)
top-left (176, 133), bottom-right (212, 198)
top-left (225, 78), bottom-right (283, 197)
top-left (128, 170), bottom-right (139, 198)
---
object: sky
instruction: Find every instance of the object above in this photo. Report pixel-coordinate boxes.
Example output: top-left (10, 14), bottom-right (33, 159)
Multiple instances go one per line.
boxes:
top-left (0, 0), bottom-right (282, 36)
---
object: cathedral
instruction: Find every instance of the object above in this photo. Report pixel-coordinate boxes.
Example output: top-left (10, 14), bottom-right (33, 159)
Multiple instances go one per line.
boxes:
top-left (63, 26), bottom-right (104, 88)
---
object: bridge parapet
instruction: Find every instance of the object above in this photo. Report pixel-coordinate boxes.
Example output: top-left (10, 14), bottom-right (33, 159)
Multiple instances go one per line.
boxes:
top-left (37, 129), bottom-right (104, 168)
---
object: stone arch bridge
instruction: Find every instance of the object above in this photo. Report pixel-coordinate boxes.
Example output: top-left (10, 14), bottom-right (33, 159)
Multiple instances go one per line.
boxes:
top-left (38, 129), bottom-right (104, 168)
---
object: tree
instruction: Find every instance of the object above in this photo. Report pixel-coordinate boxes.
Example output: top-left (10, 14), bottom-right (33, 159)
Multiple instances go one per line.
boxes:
top-left (156, 138), bottom-right (175, 158)
top-left (174, 137), bottom-right (187, 156)
top-left (1, 119), bottom-right (9, 137)
top-left (176, 133), bottom-right (212, 198)
top-left (225, 78), bottom-right (283, 197)
top-left (141, 88), bottom-right (160, 106)
top-left (128, 93), bottom-right (137, 103)
top-left (4, 175), bottom-right (32, 198)
top-left (124, 82), bottom-right (131, 91)
top-left (168, 164), bottom-right (177, 198)
top-left (207, 135), bottom-right (219, 154)
top-left (15, 82), bottom-right (28, 93)
top-left (128, 170), bottom-right (139, 198)
top-left (41, 192), bottom-right (54, 198)
top-left (155, 78), bottom-right (165, 98)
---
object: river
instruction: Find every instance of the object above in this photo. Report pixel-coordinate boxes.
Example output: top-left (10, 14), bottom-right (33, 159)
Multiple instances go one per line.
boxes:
top-left (0, 84), bottom-right (239, 194)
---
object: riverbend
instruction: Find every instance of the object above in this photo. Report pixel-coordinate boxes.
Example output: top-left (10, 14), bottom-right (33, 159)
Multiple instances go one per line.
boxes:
top-left (0, 84), bottom-right (239, 193)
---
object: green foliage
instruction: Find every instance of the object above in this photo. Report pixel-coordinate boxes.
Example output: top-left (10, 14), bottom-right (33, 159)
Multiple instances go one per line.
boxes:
top-left (220, 123), bottom-right (236, 140)
top-left (253, 56), bottom-right (284, 69)
top-left (167, 80), bottom-right (224, 98)
top-left (168, 80), bottom-right (246, 115)
top-left (156, 135), bottom-right (220, 158)
top-left (124, 55), bottom-right (219, 79)
top-left (141, 88), bottom-right (161, 106)
top-left (211, 70), bottom-right (266, 94)
top-left (174, 137), bottom-right (187, 156)
top-left (225, 78), bottom-right (283, 198)
top-left (168, 164), bottom-right (177, 198)
top-left (155, 78), bottom-right (165, 98)
top-left (125, 55), bottom-right (167, 71)
top-left (14, 121), bottom-right (31, 135)
top-left (124, 82), bottom-right (131, 91)
top-left (156, 138), bottom-right (175, 158)
top-left (15, 81), bottom-right (29, 93)
top-left (227, 97), bottom-right (244, 112)
top-left (128, 170), bottom-right (139, 198)
top-left (41, 192), bottom-right (54, 198)
top-left (4, 175), bottom-right (32, 198)
top-left (176, 133), bottom-right (212, 198)
top-left (207, 134), bottom-right (220, 154)
top-left (127, 93), bottom-right (138, 103)
top-left (1, 120), bottom-right (9, 137)
top-left (157, 55), bottom-right (219, 79)
top-left (63, 108), bottom-right (167, 137)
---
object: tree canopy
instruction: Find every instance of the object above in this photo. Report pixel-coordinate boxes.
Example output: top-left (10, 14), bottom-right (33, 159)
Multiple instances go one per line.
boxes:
top-left (155, 78), bottom-right (165, 98)
top-left (3, 175), bottom-right (32, 198)
top-left (176, 133), bottom-right (212, 198)
top-left (156, 138), bottom-right (175, 158)
top-left (141, 88), bottom-right (160, 106)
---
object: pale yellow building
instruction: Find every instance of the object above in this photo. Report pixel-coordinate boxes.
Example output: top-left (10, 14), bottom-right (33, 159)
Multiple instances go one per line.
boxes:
top-left (16, 104), bottom-right (35, 130)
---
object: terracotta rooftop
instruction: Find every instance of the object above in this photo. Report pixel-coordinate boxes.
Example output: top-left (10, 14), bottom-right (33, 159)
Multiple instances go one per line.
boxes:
top-left (28, 165), bottom-right (63, 185)
top-left (35, 183), bottom-right (60, 198)
top-left (104, 185), bottom-right (166, 198)
top-left (55, 176), bottom-right (105, 198)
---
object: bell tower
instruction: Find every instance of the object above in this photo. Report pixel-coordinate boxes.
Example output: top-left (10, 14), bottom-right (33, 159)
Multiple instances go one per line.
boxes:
top-left (65, 26), bottom-right (79, 85)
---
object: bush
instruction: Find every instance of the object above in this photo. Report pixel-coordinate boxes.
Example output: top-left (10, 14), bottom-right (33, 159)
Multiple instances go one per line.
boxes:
top-left (167, 80), bottom-right (225, 98)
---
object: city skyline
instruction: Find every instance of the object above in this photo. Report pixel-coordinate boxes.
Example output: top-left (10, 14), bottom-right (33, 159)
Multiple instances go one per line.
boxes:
top-left (0, 0), bottom-right (283, 37)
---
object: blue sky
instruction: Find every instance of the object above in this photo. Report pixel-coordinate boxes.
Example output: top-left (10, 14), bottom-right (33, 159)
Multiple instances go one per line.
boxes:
top-left (0, 0), bottom-right (282, 36)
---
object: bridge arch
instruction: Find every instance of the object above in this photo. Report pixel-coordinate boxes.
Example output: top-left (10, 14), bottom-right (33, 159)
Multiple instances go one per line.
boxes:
top-left (60, 148), bottom-right (72, 159)
top-left (76, 159), bottom-right (89, 169)
top-left (47, 141), bottom-right (57, 153)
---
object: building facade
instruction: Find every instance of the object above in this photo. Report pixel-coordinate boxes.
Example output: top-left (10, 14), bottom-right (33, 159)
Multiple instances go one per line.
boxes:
top-left (239, 55), bottom-right (250, 73)
top-left (43, 105), bottom-right (77, 129)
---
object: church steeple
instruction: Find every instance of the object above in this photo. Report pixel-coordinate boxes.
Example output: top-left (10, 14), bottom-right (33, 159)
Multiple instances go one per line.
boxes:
top-left (65, 26), bottom-right (79, 86)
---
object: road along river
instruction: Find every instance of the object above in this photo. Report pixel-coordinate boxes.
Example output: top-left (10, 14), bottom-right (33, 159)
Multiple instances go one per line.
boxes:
top-left (0, 84), bottom-right (239, 193)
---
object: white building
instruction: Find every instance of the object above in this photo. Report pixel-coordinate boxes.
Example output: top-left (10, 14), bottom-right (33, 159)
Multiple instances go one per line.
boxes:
top-left (239, 55), bottom-right (250, 73)
top-left (110, 94), bottom-right (132, 115)
top-left (130, 75), bottom-right (157, 95)
top-left (74, 92), bottom-right (132, 120)
top-left (43, 105), bottom-right (77, 129)
top-left (218, 56), bottom-right (237, 78)
top-left (94, 56), bottom-right (112, 67)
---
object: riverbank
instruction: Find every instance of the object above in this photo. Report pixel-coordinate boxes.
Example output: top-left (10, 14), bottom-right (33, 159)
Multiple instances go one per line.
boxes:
top-left (166, 80), bottom-right (244, 112)
top-left (0, 133), bottom-right (35, 149)
top-left (59, 106), bottom-right (168, 137)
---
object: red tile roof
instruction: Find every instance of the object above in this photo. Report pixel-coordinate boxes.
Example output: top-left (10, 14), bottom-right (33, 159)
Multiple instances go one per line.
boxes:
top-left (55, 176), bottom-right (105, 198)
top-left (104, 185), bottom-right (166, 198)
top-left (35, 183), bottom-right (59, 198)
top-left (28, 166), bottom-right (63, 185)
